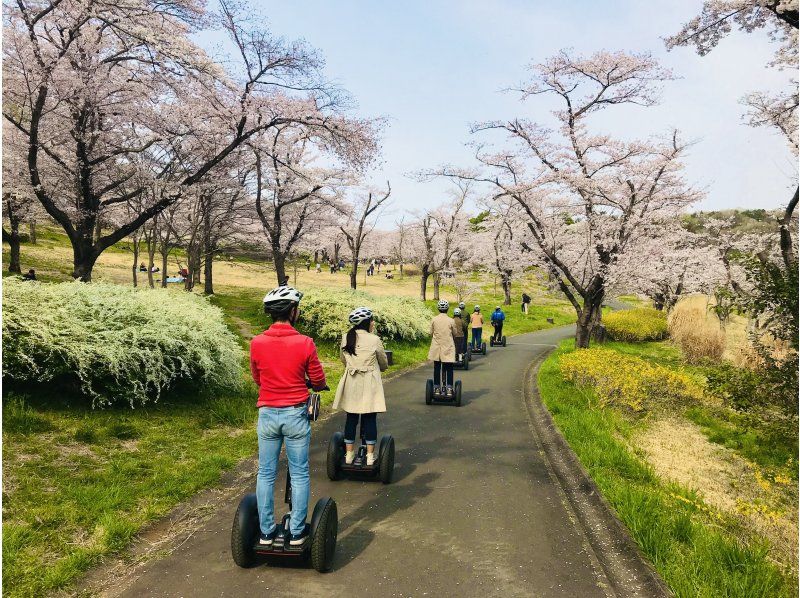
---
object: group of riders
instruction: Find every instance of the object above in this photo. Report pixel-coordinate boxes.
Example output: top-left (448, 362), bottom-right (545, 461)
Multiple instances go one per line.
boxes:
top-left (249, 285), bottom-right (507, 548)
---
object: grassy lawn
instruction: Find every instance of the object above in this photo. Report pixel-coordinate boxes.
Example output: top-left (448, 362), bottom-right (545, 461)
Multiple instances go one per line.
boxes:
top-left (3, 227), bottom-right (577, 596)
top-left (538, 339), bottom-right (797, 597)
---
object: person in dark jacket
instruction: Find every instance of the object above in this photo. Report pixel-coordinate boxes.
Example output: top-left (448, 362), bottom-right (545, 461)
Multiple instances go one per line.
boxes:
top-left (490, 306), bottom-right (505, 343)
top-left (521, 292), bottom-right (531, 314)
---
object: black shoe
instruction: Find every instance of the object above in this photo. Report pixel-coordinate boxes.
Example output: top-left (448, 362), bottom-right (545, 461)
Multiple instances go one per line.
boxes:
top-left (259, 527), bottom-right (279, 546)
top-left (289, 530), bottom-right (308, 548)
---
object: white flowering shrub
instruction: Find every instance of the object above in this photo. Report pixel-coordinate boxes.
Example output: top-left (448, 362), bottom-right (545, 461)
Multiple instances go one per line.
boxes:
top-left (299, 288), bottom-right (432, 341)
top-left (3, 279), bottom-right (244, 407)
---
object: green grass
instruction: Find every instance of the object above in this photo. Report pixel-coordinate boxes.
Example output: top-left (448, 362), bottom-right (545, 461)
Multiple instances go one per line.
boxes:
top-left (538, 340), bottom-right (796, 597)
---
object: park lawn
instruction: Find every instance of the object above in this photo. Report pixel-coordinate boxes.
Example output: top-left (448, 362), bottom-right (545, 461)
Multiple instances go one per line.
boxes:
top-left (538, 339), bottom-right (798, 597)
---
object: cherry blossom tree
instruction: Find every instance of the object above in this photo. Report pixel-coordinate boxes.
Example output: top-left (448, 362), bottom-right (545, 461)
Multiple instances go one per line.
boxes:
top-left (3, 0), bottom-right (376, 281)
top-left (436, 50), bottom-right (701, 347)
top-left (340, 184), bottom-right (391, 289)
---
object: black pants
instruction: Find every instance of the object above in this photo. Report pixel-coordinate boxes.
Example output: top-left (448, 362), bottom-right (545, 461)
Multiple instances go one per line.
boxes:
top-left (344, 412), bottom-right (378, 445)
top-left (433, 361), bottom-right (454, 386)
top-left (493, 322), bottom-right (503, 341)
top-left (455, 336), bottom-right (467, 358)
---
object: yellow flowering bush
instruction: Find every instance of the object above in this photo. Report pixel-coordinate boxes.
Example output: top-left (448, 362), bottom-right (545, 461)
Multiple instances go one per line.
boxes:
top-left (604, 308), bottom-right (668, 342)
top-left (559, 347), bottom-right (704, 411)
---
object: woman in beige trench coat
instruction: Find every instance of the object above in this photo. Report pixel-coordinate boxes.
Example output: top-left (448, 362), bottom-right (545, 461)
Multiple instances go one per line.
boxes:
top-left (333, 307), bottom-right (389, 466)
top-left (428, 299), bottom-right (459, 396)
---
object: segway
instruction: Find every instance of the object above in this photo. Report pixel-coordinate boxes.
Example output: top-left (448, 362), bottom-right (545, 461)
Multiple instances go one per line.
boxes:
top-left (231, 392), bottom-right (338, 573)
top-left (454, 344), bottom-right (471, 370)
top-left (471, 340), bottom-right (487, 355)
top-left (425, 379), bottom-right (462, 407)
top-left (489, 332), bottom-right (507, 347)
top-left (326, 426), bottom-right (395, 484)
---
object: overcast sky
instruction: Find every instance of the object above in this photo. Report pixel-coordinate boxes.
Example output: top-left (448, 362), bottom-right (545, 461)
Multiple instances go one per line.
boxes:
top-left (200, 0), bottom-right (797, 222)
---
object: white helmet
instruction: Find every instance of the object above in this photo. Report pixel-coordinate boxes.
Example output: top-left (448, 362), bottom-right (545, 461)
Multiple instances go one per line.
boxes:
top-left (263, 286), bottom-right (303, 311)
top-left (348, 306), bottom-right (373, 325)
top-left (474, 305), bottom-right (480, 312)
top-left (437, 299), bottom-right (449, 312)
top-left (453, 308), bottom-right (462, 316)
top-left (458, 302), bottom-right (465, 310)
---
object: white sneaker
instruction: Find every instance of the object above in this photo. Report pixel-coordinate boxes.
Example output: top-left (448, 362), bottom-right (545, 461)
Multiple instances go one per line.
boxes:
top-left (345, 450), bottom-right (355, 465)
top-left (366, 452), bottom-right (377, 466)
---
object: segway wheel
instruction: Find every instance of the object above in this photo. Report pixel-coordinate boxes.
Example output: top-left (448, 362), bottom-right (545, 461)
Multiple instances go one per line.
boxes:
top-left (481, 342), bottom-right (487, 355)
top-left (326, 432), bottom-right (344, 481)
top-left (463, 354), bottom-right (469, 370)
top-left (231, 493), bottom-right (258, 568)
top-left (454, 380), bottom-right (462, 407)
top-left (425, 379), bottom-right (433, 405)
top-left (378, 435), bottom-right (395, 484)
top-left (490, 337), bottom-right (494, 347)
top-left (502, 336), bottom-right (507, 347)
top-left (310, 497), bottom-right (338, 572)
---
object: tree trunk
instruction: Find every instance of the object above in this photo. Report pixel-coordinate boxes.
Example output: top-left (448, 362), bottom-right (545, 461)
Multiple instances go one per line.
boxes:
top-left (433, 274), bottom-right (440, 300)
top-left (273, 250), bottom-right (287, 286)
top-left (204, 249), bottom-right (214, 295)
top-left (334, 242), bottom-right (341, 265)
top-left (4, 196), bottom-right (22, 273)
top-left (575, 298), bottom-right (603, 348)
top-left (350, 259), bottom-right (358, 289)
top-left (161, 250), bottom-right (169, 288)
top-left (420, 265), bottom-right (430, 301)
top-left (502, 272), bottom-right (512, 305)
top-left (131, 236), bottom-right (139, 288)
top-left (28, 221), bottom-right (37, 244)
top-left (400, 261), bottom-right (404, 278)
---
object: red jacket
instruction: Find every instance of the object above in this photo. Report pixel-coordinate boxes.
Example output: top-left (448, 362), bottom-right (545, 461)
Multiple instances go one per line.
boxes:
top-left (250, 323), bottom-right (327, 408)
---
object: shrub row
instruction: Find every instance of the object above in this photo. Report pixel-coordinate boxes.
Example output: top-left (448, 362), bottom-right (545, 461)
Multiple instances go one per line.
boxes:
top-left (604, 308), bottom-right (668, 342)
top-left (299, 288), bottom-right (432, 342)
top-left (2, 279), bottom-right (243, 407)
top-left (559, 347), bottom-right (705, 411)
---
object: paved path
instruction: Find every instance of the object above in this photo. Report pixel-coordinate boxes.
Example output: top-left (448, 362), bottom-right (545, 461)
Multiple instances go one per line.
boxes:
top-left (117, 325), bottom-right (616, 597)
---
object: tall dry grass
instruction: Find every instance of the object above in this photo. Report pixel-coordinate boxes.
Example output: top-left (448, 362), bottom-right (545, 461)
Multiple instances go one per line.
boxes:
top-left (668, 296), bottom-right (726, 364)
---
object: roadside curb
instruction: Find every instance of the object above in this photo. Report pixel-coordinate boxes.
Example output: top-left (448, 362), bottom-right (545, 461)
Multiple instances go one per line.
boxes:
top-left (522, 349), bottom-right (672, 598)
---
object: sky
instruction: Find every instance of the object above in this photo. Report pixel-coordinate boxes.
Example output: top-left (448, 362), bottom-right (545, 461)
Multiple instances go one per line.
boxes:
top-left (199, 0), bottom-right (798, 223)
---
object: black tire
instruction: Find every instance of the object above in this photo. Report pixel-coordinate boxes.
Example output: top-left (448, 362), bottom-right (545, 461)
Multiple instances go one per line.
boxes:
top-left (326, 432), bottom-right (343, 481)
top-left (310, 497), bottom-right (338, 572)
top-left (425, 379), bottom-right (433, 405)
top-left (481, 342), bottom-right (487, 355)
top-left (463, 355), bottom-right (469, 370)
top-left (502, 336), bottom-right (507, 347)
top-left (231, 493), bottom-right (258, 568)
top-left (490, 337), bottom-right (494, 347)
top-left (378, 435), bottom-right (395, 484)
top-left (454, 380), bottom-right (462, 407)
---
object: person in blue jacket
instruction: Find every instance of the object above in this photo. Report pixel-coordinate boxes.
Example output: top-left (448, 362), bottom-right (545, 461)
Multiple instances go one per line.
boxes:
top-left (490, 306), bottom-right (505, 343)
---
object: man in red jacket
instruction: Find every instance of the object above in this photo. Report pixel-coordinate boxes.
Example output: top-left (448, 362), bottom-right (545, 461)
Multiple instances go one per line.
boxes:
top-left (250, 286), bottom-right (327, 548)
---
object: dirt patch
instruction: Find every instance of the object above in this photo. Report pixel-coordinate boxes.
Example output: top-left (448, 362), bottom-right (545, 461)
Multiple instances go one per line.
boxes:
top-left (635, 417), bottom-right (798, 573)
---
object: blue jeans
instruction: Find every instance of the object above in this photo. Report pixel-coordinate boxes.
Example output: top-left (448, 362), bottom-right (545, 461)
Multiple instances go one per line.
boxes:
top-left (344, 412), bottom-right (377, 445)
top-left (257, 405), bottom-right (310, 536)
top-left (471, 327), bottom-right (482, 348)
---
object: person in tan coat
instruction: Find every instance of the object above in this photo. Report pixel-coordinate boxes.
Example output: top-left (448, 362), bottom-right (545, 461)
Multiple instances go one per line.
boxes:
top-left (428, 299), bottom-right (459, 395)
top-left (333, 307), bottom-right (389, 466)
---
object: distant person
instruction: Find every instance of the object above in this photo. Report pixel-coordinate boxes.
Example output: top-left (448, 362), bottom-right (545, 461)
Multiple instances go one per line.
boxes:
top-left (339, 258), bottom-right (345, 270)
top-left (151, 265), bottom-right (160, 273)
top-left (329, 260), bottom-right (335, 274)
top-left (428, 300), bottom-right (458, 395)
top-left (470, 305), bottom-right (484, 350)
top-left (316, 262), bottom-right (321, 273)
top-left (490, 306), bottom-right (505, 343)
top-left (280, 275), bottom-right (290, 286)
top-left (452, 308), bottom-right (467, 361)
top-left (333, 307), bottom-right (389, 466)
top-left (522, 292), bottom-right (531, 314)
top-left (457, 302), bottom-right (469, 341)
top-left (22, 269), bottom-right (36, 281)
top-left (139, 262), bottom-right (147, 272)
top-left (306, 260), bottom-right (311, 271)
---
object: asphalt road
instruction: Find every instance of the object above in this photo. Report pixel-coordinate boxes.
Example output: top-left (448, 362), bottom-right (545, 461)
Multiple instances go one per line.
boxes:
top-left (116, 325), bottom-right (614, 598)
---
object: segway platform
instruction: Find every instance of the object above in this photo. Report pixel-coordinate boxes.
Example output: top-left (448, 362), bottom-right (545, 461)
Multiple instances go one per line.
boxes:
top-left (425, 379), bottom-right (462, 406)
top-left (471, 341), bottom-right (487, 355)
top-left (489, 335), bottom-right (507, 347)
top-left (454, 346), bottom-right (471, 370)
top-left (327, 432), bottom-right (395, 484)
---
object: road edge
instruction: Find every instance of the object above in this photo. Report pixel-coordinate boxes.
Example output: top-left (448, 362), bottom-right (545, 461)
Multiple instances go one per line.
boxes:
top-left (522, 349), bottom-right (673, 598)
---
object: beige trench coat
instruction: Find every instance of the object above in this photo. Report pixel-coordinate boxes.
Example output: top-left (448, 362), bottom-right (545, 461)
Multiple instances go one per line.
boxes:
top-left (427, 313), bottom-right (458, 363)
top-left (333, 329), bottom-right (389, 413)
